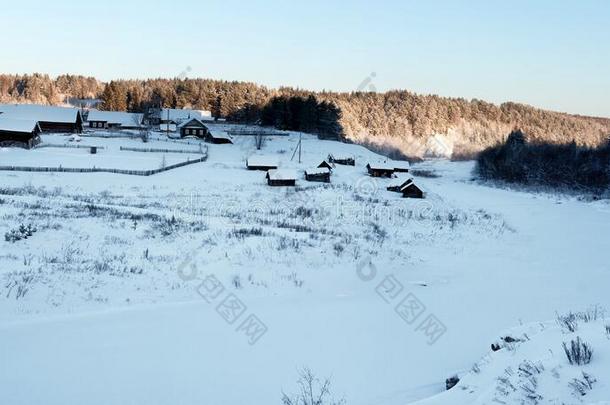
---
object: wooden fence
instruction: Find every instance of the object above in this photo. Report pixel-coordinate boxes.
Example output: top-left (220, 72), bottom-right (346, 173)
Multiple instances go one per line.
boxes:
top-left (35, 143), bottom-right (106, 150)
top-left (119, 146), bottom-right (204, 154)
top-left (0, 155), bottom-right (207, 177)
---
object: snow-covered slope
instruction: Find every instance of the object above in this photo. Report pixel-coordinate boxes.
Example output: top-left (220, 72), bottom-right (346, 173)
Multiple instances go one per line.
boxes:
top-left (0, 130), bottom-right (609, 405)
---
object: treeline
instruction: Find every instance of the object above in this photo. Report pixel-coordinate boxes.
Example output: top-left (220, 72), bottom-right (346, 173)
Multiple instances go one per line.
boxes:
top-left (476, 130), bottom-right (610, 193)
top-left (2, 74), bottom-right (610, 157)
top-left (0, 74), bottom-right (103, 105)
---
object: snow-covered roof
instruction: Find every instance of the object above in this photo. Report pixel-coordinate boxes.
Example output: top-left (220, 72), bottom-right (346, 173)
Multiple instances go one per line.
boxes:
top-left (387, 175), bottom-right (413, 189)
top-left (305, 167), bottom-right (331, 176)
top-left (247, 156), bottom-right (278, 167)
top-left (87, 110), bottom-right (143, 126)
top-left (267, 169), bottom-right (297, 181)
top-left (393, 160), bottom-right (411, 170)
top-left (400, 181), bottom-right (425, 193)
top-left (208, 130), bottom-right (232, 140)
top-left (161, 108), bottom-right (212, 122)
top-left (329, 154), bottom-right (353, 160)
top-left (178, 118), bottom-right (207, 128)
top-left (367, 162), bottom-right (395, 171)
top-left (0, 104), bottom-right (81, 123)
top-left (0, 117), bottom-right (41, 133)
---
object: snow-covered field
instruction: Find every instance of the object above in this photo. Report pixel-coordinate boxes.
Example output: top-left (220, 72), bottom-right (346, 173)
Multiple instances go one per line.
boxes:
top-left (1, 131), bottom-right (609, 405)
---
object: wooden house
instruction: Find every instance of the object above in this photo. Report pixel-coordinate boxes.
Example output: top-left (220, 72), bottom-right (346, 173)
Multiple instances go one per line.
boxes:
top-left (393, 161), bottom-right (411, 173)
top-left (0, 117), bottom-right (42, 148)
top-left (206, 130), bottom-right (233, 144)
top-left (328, 154), bottom-right (355, 166)
top-left (401, 182), bottom-right (424, 199)
top-left (246, 156), bottom-right (278, 171)
top-left (386, 176), bottom-right (413, 192)
top-left (159, 123), bottom-right (177, 133)
top-left (150, 108), bottom-right (214, 126)
top-left (305, 167), bottom-right (331, 183)
top-left (366, 163), bottom-right (395, 178)
top-left (86, 110), bottom-right (144, 130)
top-left (178, 118), bottom-right (209, 138)
top-left (0, 104), bottom-right (83, 133)
top-left (266, 169), bottom-right (296, 186)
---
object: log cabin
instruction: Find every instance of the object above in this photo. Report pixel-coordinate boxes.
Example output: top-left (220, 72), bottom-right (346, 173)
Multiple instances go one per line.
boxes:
top-left (305, 167), bottom-right (331, 183)
top-left (86, 110), bottom-right (144, 130)
top-left (328, 154), bottom-right (355, 166)
top-left (266, 169), bottom-right (297, 186)
top-left (386, 176), bottom-right (414, 192)
top-left (178, 118), bottom-right (209, 138)
top-left (0, 117), bottom-right (42, 148)
top-left (366, 163), bottom-right (395, 178)
top-left (393, 161), bottom-right (411, 173)
top-left (401, 182), bottom-right (424, 199)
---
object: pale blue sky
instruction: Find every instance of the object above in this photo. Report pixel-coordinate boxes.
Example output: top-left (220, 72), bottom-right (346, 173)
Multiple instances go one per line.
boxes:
top-left (1, 0), bottom-right (609, 116)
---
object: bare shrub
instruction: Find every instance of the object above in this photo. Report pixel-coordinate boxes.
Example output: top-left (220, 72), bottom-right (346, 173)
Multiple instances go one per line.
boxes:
top-left (282, 367), bottom-right (345, 405)
top-left (562, 337), bottom-right (593, 365)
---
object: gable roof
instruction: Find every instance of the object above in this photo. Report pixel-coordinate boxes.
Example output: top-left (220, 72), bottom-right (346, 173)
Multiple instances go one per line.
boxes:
top-left (208, 130), bottom-right (232, 141)
top-left (87, 110), bottom-right (143, 126)
top-left (387, 175), bottom-right (414, 189)
top-left (266, 169), bottom-right (297, 181)
top-left (393, 160), bottom-right (411, 170)
top-left (400, 181), bottom-right (424, 193)
top-left (0, 117), bottom-right (41, 133)
top-left (367, 162), bottom-right (395, 171)
top-left (178, 118), bottom-right (207, 128)
top-left (0, 104), bottom-right (81, 123)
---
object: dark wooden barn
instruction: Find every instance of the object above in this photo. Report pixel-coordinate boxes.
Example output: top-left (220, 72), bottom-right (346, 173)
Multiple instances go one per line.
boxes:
top-left (366, 163), bottom-right (395, 178)
top-left (86, 110), bottom-right (144, 130)
top-left (401, 182), bottom-right (424, 199)
top-left (246, 156), bottom-right (278, 171)
top-left (328, 154), bottom-right (355, 166)
top-left (266, 169), bottom-right (296, 186)
top-left (179, 118), bottom-right (209, 138)
top-left (0, 118), bottom-right (42, 148)
top-left (305, 167), bottom-right (331, 183)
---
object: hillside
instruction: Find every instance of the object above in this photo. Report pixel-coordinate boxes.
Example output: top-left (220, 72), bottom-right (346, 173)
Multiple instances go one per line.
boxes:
top-left (1, 129), bottom-right (610, 405)
top-left (2, 74), bottom-right (610, 158)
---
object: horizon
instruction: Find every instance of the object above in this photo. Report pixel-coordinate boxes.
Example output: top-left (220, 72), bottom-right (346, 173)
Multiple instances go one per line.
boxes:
top-left (1, 0), bottom-right (609, 117)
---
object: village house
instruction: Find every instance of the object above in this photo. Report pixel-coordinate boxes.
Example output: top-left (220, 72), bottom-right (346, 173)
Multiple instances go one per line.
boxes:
top-left (386, 176), bottom-right (414, 192)
top-left (305, 167), bottom-right (331, 183)
top-left (178, 118), bottom-right (209, 138)
top-left (401, 182), bottom-right (425, 199)
top-left (0, 117), bottom-right (42, 148)
top-left (246, 156), bottom-right (278, 171)
top-left (328, 154), bottom-right (355, 166)
top-left (0, 104), bottom-right (83, 133)
top-left (266, 169), bottom-right (297, 187)
top-left (86, 110), bottom-right (144, 130)
top-left (393, 161), bottom-right (411, 173)
top-left (366, 162), bottom-right (395, 178)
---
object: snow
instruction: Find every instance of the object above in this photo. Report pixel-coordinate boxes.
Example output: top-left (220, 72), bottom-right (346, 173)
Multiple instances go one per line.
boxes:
top-left (0, 129), bottom-right (609, 405)
top-left (393, 160), bottom-right (411, 170)
top-left (0, 116), bottom-right (40, 133)
top-left (367, 162), bottom-right (396, 171)
top-left (0, 103), bottom-right (81, 123)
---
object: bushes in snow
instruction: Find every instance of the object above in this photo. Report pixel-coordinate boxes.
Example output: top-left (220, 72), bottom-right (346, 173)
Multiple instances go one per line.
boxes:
top-left (569, 372), bottom-right (596, 397)
top-left (562, 337), bottom-right (593, 365)
top-left (556, 306), bottom-right (605, 333)
top-left (4, 224), bottom-right (37, 243)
